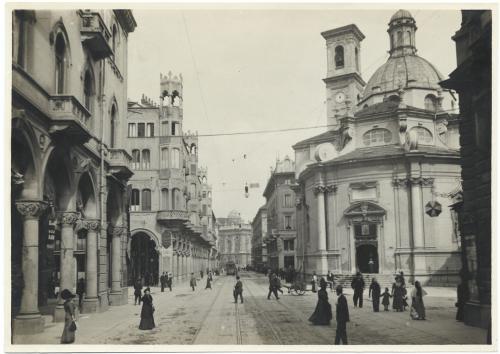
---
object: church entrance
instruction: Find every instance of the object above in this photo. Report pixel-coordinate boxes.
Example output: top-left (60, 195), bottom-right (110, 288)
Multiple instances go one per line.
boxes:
top-left (356, 244), bottom-right (378, 274)
top-left (129, 233), bottom-right (159, 286)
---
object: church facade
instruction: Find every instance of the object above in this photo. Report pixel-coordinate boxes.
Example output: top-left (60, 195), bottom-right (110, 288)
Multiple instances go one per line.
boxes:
top-left (293, 10), bottom-right (462, 285)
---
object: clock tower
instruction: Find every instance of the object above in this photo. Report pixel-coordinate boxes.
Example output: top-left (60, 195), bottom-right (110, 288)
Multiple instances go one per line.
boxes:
top-left (321, 24), bottom-right (366, 130)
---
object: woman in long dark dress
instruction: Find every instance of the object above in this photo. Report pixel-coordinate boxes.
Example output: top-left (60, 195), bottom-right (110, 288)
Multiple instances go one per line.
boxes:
top-left (60, 289), bottom-right (77, 344)
top-left (139, 288), bottom-right (155, 330)
top-left (308, 278), bottom-right (332, 325)
top-left (392, 282), bottom-right (404, 312)
top-left (411, 281), bottom-right (427, 320)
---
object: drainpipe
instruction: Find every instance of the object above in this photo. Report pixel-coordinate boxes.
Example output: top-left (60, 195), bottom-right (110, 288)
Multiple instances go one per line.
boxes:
top-left (99, 59), bottom-right (106, 295)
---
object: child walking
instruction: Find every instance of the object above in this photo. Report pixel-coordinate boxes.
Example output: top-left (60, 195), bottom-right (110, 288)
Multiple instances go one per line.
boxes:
top-left (381, 287), bottom-right (392, 311)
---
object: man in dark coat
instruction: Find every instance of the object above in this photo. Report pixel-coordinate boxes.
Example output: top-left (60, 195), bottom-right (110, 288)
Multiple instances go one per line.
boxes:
top-left (76, 278), bottom-right (85, 308)
top-left (369, 277), bottom-right (381, 312)
top-left (267, 274), bottom-right (280, 300)
top-left (335, 285), bottom-right (349, 345)
top-left (166, 272), bottom-right (173, 291)
top-left (351, 272), bottom-right (365, 308)
top-left (134, 278), bottom-right (143, 305)
top-left (160, 273), bottom-right (166, 292)
top-left (234, 276), bottom-right (243, 303)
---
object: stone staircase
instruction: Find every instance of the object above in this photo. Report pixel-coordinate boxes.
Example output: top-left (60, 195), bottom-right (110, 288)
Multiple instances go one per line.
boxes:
top-left (333, 273), bottom-right (395, 290)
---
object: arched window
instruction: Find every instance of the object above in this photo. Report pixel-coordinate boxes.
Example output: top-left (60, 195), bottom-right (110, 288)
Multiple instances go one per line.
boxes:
top-left (131, 149), bottom-right (140, 169)
top-left (334, 46), bottom-right (344, 68)
top-left (161, 188), bottom-right (169, 210)
top-left (190, 144), bottom-right (197, 155)
top-left (141, 189), bottom-right (151, 211)
top-left (83, 69), bottom-right (94, 116)
top-left (397, 31), bottom-right (403, 46)
top-left (362, 128), bottom-right (392, 146)
top-left (424, 94), bottom-right (437, 111)
top-left (410, 126), bottom-right (433, 144)
top-left (110, 104), bottom-right (116, 148)
top-left (55, 33), bottom-right (67, 94)
top-left (161, 147), bottom-right (168, 168)
top-left (131, 188), bottom-right (140, 211)
top-left (171, 188), bottom-right (180, 209)
top-left (112, 24), bottom-right (118, 55)
top-left (171, 148), bottom-right (180, 169)
top-left (142, 149), bottom-right (150, 169)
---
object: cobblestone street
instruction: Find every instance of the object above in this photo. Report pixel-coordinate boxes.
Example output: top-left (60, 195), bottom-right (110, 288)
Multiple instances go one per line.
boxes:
top-left (13, 272), bottom-right (487, 346)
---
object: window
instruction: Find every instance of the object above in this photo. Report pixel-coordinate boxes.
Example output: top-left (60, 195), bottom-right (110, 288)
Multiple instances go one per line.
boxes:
top-left (407, 31), bottom-right (412, 46)
top-left (55, 33), bottom-right (67, 94)
top-left (171, 188), bottom-right (181, 209)
top-left (284, 194), bottom-right (292, 208)
top-left (131, 188), bottom-right (140, 211)
top-left (110, 105), bottom-right (116, 148)
top-left (142, 149), bottom-right (150, 169)
top-left (355, 47), bottom-right (359, 72)
top-left (141, 189), bottom-right (151, 211)
top-left (424, 94), bottom-right (437, 111)
top-left (334, 46), bottom-right (344, 68)
top-left (202, 191), bottom-right (207, 198)
top-left (284, 215), bottom-right (292, 230)
top-left (131, 149), bottom-right (140, 169)
top-left (354, 223), bottom-right (377, 237)
top-left (171, 122), bottom-right (179, 136)
top-left (161, 188), bottom-right (169, 210)
top-left (76, 231), bottom-right (86, 251)
top-left (112, 24), bottom-right (118, 55)
top-left (171, 148), bottom-right (180, 169)
top-left (283, 239), bottom-right (294, 251)
top-left (15, 11), bottom-right (27, 67)
top-left (128, 123), bottom-right (137, 137)
top-left (397, 31), bottom-right (403, 46)
top-left (146, 123), bottom-right (154, 137)
top-left (137, 123), bottom-right (145, 137)
top-left (190, 144), bottom-right (197, 155)
top-left (410, 127), bottom-right (433, 144)
top-left (161, 121), bottom-right (168, 136)
top-left (161, 147), bottom-right (168, 168)
top-left (362, 128), bottom-right (392, 146)
top-left (83, 70), bottom-right (94, 113)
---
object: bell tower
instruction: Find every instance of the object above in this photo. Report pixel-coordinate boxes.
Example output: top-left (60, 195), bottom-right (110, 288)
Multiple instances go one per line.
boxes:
top-left (321, 24), bottom-right (365, 130)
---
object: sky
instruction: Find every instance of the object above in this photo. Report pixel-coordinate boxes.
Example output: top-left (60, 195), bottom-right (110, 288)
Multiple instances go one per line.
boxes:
top-left (127, 7), bottom-right (461, 222)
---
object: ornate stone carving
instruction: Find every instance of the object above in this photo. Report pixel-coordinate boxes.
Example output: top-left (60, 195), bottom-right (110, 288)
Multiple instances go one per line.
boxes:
top-left (57, 211), bottom-right (79, 225)
top-left (313, 185), bottom-right (327, 195)
top-left (325, 184), bottom-right (338, 193)
top-left (82, 219), bottom-right (101, 231)
top-left (392, 178), bottom-right (409, 188)
top-left (108, 225), bottom-right (127, 238)
top-left (409, 177), bottom-right (434, 187)
top-left (15, 200), bottom-right (48, 219)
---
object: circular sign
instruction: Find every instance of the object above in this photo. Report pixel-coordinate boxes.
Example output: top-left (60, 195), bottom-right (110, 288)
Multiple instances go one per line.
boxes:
top-left (425, 201), bottom-right (442, 217)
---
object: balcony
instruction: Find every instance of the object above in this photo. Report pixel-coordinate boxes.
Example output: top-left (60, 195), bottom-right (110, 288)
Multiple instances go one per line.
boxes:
top-left (79, 11), bottom-right (113, 60)
top-left (108, 148), bottom-right (133, 179)
top-left (48, 95), bottom-right (92, 144)
top-left (157, 210), bottom-right (189, 222)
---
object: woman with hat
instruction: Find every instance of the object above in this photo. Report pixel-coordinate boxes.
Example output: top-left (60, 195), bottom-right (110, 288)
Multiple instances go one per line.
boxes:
top-left (308, 277), bottom-right (332, 325)
top-left (139, 287), bottom-right (155, 330)
top-left (60, 289), bottom-right (77, 344)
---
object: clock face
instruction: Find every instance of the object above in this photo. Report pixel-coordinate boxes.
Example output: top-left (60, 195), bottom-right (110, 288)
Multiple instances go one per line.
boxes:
top-left (335, 92), bottom-right (346, 103)
top-left (314, 143), bottom-right (337, 162)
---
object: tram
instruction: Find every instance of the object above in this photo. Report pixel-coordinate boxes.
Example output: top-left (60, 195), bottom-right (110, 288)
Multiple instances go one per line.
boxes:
top-left (225, 261), bottom-right (237, 275)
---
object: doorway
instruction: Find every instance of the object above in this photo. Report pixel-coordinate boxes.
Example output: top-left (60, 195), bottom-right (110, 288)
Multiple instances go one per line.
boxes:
top-left (356, 244), bottom-right (378, 274)
top-left (129, 232), bottom-right (159, 286)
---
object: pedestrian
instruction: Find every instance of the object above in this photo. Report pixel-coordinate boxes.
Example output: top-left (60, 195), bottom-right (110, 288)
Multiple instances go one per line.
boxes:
top-left (267, 273), bottom-right (280, 300)
top-left (368, 257), bottom-right (375, 273)
top-left (311, 271), bottom-right (318, 293)
top-left (134, 278), bottom-right (142, 305)
top-left (392, 281), bottom-right (404, 312)
top-left (456, 278), bottom-right (469, 321)
top-left (351, 272), bottom-right (365, 308)
top-left (167, 272), bottom-right (173, 291)
top-left (369, 277), bottom-right (381, 312)
top-left (160, 272), bottom-right (166, 292)
top-left (334, 285), bottom-right (349, 345)
top-left (309, 278), bottom-right (332, 325)
top-left (326, 270), bottom-right (335, 291)
top-left (234, 276), bottom-right (244, 303)
top-left (277, 275), bottom-right (284, 295)
top-left (410, 281), bottom-right (427, 320)
top-left (381, 287), bottom-right (392, 311)
top-left (399, 271), bottom-right (406, 288)
top-left (76, 278), bottom-right (85, 308)
top-left (205, 274), bottom-right (212, 290)
top-left (190, 272), bottom-right (197, 291)
top-left (139, 287), bottom-right (155, 330)
top-left (200, 270), bottom-right (204, 279)
top-left (60, 289), bottom-right (77, 344)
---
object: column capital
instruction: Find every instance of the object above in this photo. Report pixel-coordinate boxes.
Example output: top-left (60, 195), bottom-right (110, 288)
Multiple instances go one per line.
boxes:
top-left (82, 219), bottom-right (101, 231)
top-left (392, 178), bottom-right (409, 188)
top-left (57, 211), bottom-right (79, 226)
top-left (109, 225), bottom-right (127, 238)
top-left (313, 185), bottom-right (327, 196)
top-left (325, 184), bottom-right (338, 193)
top-left (409, 177), bottom-right (434, 186)
top-left (15, 200), bottom-right (48, 219)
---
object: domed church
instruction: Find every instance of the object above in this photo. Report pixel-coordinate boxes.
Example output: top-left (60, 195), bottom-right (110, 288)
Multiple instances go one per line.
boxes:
top-left (292, 10), bottom-right (461, 284)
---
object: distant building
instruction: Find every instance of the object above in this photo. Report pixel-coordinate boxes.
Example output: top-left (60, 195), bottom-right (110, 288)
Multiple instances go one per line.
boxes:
top-left (11, 9), bottom-right (136, 335)
top-left (126, 72), bottom-right (218, 284)
top-left (440, 10), bottom-right (492, 330)
top-left (251, 206), bottom-right (268, 272)
top-left (218, 210), bottom-right (252, 268)
top-left (292, 10), bottom-right (462, 284)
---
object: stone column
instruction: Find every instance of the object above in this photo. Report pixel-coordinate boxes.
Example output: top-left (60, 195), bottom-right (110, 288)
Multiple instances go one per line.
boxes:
top-left (54, 211), bottom-right (79, 322)
top-left (82, 219), bottom-right (100, 313)
top-left (13, 200), bottom-right (48, 334)
top-left (313, 185), bottom-right (328, 275)
top-left (410, 178), bottom-right (425, 248)
top-left (109, 226), bottom-right (125, 305)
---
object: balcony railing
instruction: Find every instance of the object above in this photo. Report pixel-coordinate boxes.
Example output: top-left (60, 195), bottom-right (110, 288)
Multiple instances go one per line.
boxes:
top-left (157, 210), bottom-right (189, 221)
top-left (48, 95), bottom-right (92, 144)
top-left (79, 10), bottom-right (113, 60)
top-left (108, 148), bottom-right (133, 179)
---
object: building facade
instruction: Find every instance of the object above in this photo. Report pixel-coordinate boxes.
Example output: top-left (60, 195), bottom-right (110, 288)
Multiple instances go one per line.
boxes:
top-left (262, 157), bottom-right (297, 271)
top-left (126, 73), bottom-right (218, 283)
top-left (440, 10), bottom-right (492, 329)
top-left (251, 206), bottom-right (268, 272)
top-left (11, 9), bottom-right (136, 334)
top-left (218, 211), bottom-right (252, 268)
top-left (293, 10), bottom-right (462, 284)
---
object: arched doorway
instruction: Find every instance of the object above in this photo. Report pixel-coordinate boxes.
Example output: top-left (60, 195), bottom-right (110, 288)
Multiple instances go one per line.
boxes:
top-left (129, 232), bottom-right (159, 286)
top-left (356, 244), bottom-right (379, 274)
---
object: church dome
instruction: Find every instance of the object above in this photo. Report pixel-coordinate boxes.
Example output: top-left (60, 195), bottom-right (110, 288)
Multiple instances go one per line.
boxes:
top-left (362, 55), bottom-right (445, 100)
top-left (390, 9), bottom-right (414, 22)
